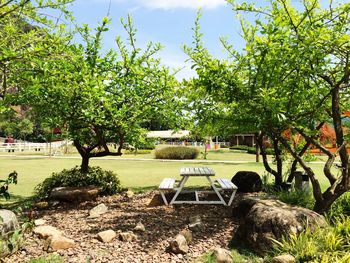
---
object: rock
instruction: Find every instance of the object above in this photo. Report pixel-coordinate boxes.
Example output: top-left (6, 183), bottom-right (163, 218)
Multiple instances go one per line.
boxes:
top-left (212, 248), bottom-right (233, 263)
top-left (49, 235), bottom-right (75, 251)
top-left (49, 186), bottom-right (101, 202)
top-left (34, 201), bottom-right (49, 209)
top-left (168, 234), bottom-right (188, 254)
top-left (134, 222), bottom-right (145, 232)
top-left (34, 219), bottom-right (47, 226)
top-left (34, 225), bottom-right (62, 239)
top-left (188, 215), bottom-right (204, 232)
top-left (97, 230), bottom-right (117, 243)
top-left (179, 229), bottom-right (193, 245)
top-left (272, 254), bottom-right (296, 263)
top-left (126, 190), bottom-right (134, 199)
top-left (231, 171), bottom-right (262, 192)
top-left (88, 203), bottom-right (108, 219)
top-left (0, 209), bottom-right (19, 237)
top-left (232, 197), bottom-right (326, 255)
top-left (119, 231), bottom-right (137, 242)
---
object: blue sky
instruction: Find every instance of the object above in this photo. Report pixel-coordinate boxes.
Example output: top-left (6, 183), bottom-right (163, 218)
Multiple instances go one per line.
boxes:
top-left (66, 0), bottom-right (241, 79)
top-left (66, 0), bottom-right (346, 80)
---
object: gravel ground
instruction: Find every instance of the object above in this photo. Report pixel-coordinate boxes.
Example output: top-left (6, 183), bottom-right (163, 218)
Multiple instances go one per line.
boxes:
top-left (3, 191), bottom-right (238, 263)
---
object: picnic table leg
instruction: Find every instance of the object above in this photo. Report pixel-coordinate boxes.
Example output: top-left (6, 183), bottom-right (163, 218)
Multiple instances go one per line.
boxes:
top-left (170, 176), bottom-right (188, 205)
top-left (206, 176), bottom-right (227, 205)
top-left (160, 191), bottom-right (169, 205)
top-left (227, 189), bottom-right (237, 206)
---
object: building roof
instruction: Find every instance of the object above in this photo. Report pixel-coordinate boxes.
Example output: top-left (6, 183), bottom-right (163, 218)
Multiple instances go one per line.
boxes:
top-left (146, 130), bottom-right (190, 139)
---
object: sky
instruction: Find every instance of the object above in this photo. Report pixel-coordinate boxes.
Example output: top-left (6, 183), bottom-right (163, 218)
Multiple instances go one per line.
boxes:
top-left (65, 0), bottom-right (347, 80)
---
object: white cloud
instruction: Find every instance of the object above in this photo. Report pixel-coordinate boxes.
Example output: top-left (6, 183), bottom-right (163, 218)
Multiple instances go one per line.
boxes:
top-left (136, 0), bottom-right (226, 10)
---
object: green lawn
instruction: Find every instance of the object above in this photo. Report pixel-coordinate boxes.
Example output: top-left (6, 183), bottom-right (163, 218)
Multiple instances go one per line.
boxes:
top-left (0, 149), bottom-right (332, 203)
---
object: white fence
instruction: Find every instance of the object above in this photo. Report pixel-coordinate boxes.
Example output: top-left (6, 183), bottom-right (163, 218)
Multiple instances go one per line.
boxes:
top-left (0, 141), bottom-right (68, 155)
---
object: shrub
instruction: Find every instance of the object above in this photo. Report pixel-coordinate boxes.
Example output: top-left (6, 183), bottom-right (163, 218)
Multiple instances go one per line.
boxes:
top-left (273, 216), bottom-right (350, 262)
top-left (275, 189), bottom-right (314, 210)
top-left (327, 192), bottom-right (350, 222)
top-left (27, 255), bottom-right (64, 263)
top-left (154, 146), bottom-right (199, 160)
top-left (124, 149), bottom-right (152, 154)
top-left (35, 166), bottom-right (121, 199)
top-left (230, 145), bottom-right (249, 151)
top-left (0, 171), bottom-right (17, 200)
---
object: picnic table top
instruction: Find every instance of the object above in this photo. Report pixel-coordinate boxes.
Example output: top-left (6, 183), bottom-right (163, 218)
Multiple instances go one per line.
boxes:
top-left (180, 167), bottom-right (215, 176)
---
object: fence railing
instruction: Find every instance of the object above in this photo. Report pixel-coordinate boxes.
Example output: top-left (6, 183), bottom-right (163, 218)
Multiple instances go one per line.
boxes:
top-left (0, 141), bottom-right (68, 155)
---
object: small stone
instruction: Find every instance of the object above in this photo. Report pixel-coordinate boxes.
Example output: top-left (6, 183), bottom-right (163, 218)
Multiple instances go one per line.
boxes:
top-left (272, 254), bottom-right (296, 263)
top-left (179, 229), bottom-right (193, 245)
top-left (97, 230), bottom-right (117, 243)
top-left (34, 225), bottom-right (61, 239)
top-left (34, 202), bottom-right (49, 209)
top-left (34, 219), bottom-right (47, 226)
top-left (188, 215), bottom-right (204, 232)
top-left (134, 222), bottom-right (145, 232)
top-left (88, 203), bottom-right (108, 219)
top-left (119, 231), bottom-right (137, 242)
top-left (168, 234), bottom-right (188, 254)
top-left (126, 190), bottom-right (134, 199)
top-left (49, 235), bottom-right (75, 251)
top-left (213, 248), bottom-right (233, 263)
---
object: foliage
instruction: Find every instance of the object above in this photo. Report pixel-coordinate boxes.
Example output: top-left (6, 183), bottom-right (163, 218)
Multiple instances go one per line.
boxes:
top-left (275, 189), bottom-right (314, 210)
top-left (27, 254), bottom-right (64, 263)
top-left (134, 138), bottom-right (156, 150)
top-left (0, 171), bottom-right (17, 200)
top-left (327, 193), bottom-right (350, 222)
top-left (154, 146), bottom-right (199, 160)
top-left (124, 149), bottom-right (152, 155)
top-left (35, 166), bottom-right (121, 199)
top-left (185, 0), bottom-right (350, 213)
top-left (230, 145), bottom-right (249, 151)
top-left (0, 220), bottom-right (33, 258)
top-left (20, 15), bottom-right (183, 173)
top-left (273, 217), bottom-right (350, 262)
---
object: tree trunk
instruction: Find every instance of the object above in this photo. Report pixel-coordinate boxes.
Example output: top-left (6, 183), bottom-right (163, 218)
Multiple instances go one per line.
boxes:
top-left (81, 154), bottom-right (90, 173)
top-left (255, 132), bottom-right (260, 163)
top-left (272, 137), bottom-right (283, 186)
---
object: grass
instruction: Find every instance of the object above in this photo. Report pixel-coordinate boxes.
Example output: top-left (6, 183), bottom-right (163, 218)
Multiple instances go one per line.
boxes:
top-left (0, 149), bottom-right (332, 204)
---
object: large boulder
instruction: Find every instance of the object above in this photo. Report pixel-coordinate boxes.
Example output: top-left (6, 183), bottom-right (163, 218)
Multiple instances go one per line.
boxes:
top-left (49, 186), bottom-right (101, 202)
top-left (231, 171), bottom-right (262, 192)
top-left (0, 209), bottom-right (19, 237)
top-left (232, 197), bottom-right (326, 255)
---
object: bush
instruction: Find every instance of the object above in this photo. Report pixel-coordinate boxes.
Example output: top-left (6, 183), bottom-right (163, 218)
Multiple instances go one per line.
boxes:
top-left (154, 146), bottom-right (199, 160)
top-left (273, 216), bottom-right (350, 262)
top-left (124, 149), bottom-right (152, 154)
top-left (247, 147), bottom-right (274, 155)
top-left (275, 189), bottom-right (314, 210)
top-left (230, 145), bottom-right (249, 151)
top-left (327, 192), bottom-right (350, 222)
top-left (0, 171), bottom-right (17, 200)
top-left (35, 166), bottom-right (121, 199)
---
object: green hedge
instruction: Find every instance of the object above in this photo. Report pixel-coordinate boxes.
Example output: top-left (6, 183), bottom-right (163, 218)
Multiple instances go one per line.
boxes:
top-left (230, 145), bottom-right (274, 155)
top-left (155, 146), bottom-right (199, 160)
top-left (35, 166), bottom-right (121, 199)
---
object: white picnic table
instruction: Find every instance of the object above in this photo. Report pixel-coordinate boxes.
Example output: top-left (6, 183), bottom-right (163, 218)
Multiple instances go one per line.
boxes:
top-left (159, 167), bottom-right (237, 206)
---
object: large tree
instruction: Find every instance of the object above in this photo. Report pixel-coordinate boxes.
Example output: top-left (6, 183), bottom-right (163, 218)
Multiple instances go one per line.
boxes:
top-left (23, 16), bottom-right (183, 172)
top-left (186, 0), bottom-right (350, 213)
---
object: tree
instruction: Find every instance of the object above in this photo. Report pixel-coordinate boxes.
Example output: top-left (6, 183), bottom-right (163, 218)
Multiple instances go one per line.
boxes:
top-left (23, 16), bottom-right (183, 172)
top-left (186, 0), bottom-right (350, 213)
top-left (0, 0), bottom-right (73, 148)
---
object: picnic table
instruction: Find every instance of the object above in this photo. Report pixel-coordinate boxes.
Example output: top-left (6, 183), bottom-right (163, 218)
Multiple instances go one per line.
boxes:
top-left (159, 167), bottom-right (238, 206)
